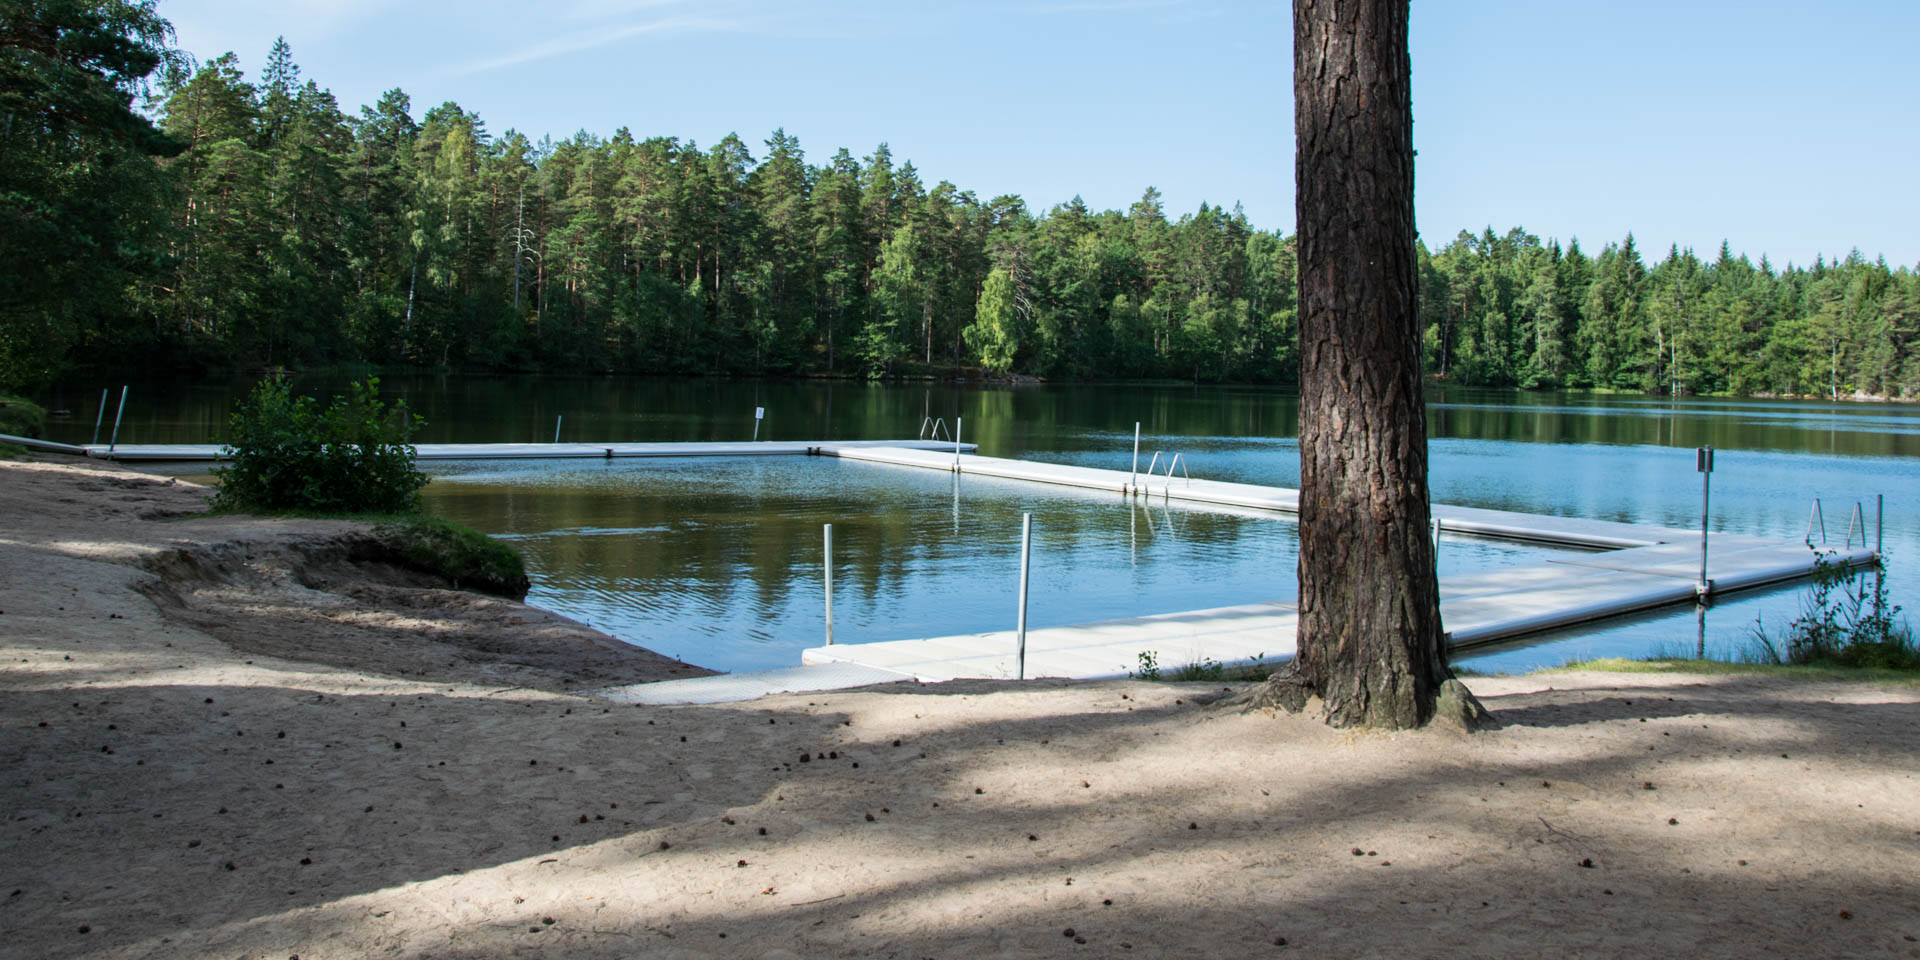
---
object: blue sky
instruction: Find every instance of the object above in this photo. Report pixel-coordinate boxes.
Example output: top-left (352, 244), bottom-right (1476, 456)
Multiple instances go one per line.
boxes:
top-left (159, 0), bottom-right (1919, 267)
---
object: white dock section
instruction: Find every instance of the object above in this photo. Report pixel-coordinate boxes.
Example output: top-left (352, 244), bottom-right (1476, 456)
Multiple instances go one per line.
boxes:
top-left (65, 438), bottom-right (976, 462)
top-left (796, 538), bottom-right (1875, 682)
top-left (824, 445), bottom-right (1675, 549)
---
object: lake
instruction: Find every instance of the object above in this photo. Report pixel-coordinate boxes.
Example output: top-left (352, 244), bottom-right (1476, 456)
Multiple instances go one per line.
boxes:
top-left (34, 375), bottom-right (1919, 674)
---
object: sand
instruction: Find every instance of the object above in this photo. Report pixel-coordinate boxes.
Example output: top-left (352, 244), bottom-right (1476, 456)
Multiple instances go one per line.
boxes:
top-left (3, 455), bottom-right (1918, 959)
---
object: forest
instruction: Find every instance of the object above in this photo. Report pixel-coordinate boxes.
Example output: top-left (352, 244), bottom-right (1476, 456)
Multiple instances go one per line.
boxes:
top-left (4, 4), bottom-right (1917, 398)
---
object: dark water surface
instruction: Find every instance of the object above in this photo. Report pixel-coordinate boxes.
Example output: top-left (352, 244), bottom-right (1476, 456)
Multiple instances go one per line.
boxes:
top-left (38, 376), bottom-right (1918, 674)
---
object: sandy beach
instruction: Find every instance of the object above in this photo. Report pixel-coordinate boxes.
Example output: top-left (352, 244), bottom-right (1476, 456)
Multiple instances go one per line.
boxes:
top-left (3, 455), bottom-right (1918, 959)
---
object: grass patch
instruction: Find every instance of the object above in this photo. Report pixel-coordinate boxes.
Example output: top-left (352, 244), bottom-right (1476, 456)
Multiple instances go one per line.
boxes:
top-left (192, 503), bottom-right (529, 600)
top-left (1130, 650), bottom-right (1279, 683)
top-left (369, 515), bottom-right (528, 599)
top-left (1542, 657), bottom-right (1920, 686)
top-left (0, 394), bottom-right (46, 438)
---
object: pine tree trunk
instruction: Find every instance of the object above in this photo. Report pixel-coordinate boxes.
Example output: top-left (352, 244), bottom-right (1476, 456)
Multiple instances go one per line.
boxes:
top-left (1246, 0), bottom-right (1450, 729)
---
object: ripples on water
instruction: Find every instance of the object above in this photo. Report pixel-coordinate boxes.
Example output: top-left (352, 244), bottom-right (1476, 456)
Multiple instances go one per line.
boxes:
top-left (426, 456), bottom-right (1585, 672)
top-left (52, 376), bottom-right (1914, 676)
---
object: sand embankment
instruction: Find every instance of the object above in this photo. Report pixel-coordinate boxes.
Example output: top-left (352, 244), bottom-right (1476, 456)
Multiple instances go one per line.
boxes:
top-left (2, 456), bottom-right (1917, 959)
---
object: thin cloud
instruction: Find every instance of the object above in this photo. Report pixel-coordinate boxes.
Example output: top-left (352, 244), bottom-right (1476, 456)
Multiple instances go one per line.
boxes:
top-left (456, 15), bottom-right (741, 74)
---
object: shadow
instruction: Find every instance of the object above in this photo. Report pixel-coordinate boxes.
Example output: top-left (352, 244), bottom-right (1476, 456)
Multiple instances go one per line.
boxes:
top-left (6, 667), bottom-right (1918, 959)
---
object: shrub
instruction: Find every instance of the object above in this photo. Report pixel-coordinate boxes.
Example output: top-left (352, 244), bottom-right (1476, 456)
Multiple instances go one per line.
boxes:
top-left (214, 377), bottom-right (428, 514)
top-left (1750, 551), bottom-right (1916, 670)
top-left (370, 516), bottom-right (529, 599)
top-left (0, 394), bottom-right (46, 438)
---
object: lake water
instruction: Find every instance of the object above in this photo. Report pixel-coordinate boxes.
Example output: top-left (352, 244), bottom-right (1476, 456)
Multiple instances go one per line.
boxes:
top-left (35, 376), bottom-right (1919, 674)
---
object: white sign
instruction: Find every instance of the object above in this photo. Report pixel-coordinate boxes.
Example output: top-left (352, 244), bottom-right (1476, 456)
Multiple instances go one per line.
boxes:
top-left (755, 407), bottom-right (765, 420)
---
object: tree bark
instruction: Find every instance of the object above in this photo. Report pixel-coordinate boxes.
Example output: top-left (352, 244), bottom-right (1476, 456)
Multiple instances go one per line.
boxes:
top-left (1247, 0), bottom-right (1450, 728)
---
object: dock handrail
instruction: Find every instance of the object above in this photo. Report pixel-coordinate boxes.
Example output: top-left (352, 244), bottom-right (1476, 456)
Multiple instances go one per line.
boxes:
top-left (919, 417), bottom-right (951, 442)
top-left (1805, 499), bottom-right (1827, 546)
top-left (1162, 452), bottom-right (1190, 488)
top-left (1141, 451), bottom-right (1190, 495)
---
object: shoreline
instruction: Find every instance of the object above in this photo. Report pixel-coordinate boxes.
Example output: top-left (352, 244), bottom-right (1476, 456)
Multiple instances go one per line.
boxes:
top-left (4, 455), bottom-right (1917, 958)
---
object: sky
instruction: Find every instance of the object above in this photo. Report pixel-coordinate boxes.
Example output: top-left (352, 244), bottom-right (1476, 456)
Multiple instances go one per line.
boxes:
top-left (156, 0), bottom-right (1920, 268)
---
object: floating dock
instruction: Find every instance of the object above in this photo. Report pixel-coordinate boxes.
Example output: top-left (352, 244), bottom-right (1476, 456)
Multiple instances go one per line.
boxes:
top-left (0, 437), bottom-right (978, 462)
top-left (8, 430), bottom-right (1873, 703)
top-left (605, 446), bottom-right (1880, 704)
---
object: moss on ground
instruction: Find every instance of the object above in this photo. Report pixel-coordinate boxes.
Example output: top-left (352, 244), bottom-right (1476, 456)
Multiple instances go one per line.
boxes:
top-left (368, 515), bottom-right (530, 600)
top-left (0, 395), bottom-right (46, 438)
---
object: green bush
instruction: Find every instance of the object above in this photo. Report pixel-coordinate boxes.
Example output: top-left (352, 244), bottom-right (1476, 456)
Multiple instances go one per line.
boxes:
top-left (214, 376), bottom-right (428, 514)
top-left (370, 516), bottom-right (529, 599)
top-left (0, 394), bottom-right (46, 438)
top-left (1750, 551), bottom-right (1916, 670)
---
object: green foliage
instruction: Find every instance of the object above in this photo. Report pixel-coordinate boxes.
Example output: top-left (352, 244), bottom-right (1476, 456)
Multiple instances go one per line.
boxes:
top-left (0, 394), bottom-right (48, 437)
top-left (1748, 552), bottom-right (1916, 670)
top-left (1130, 650), bottom-right (1161, 681)
top-left (0, 0), bottom-right (183, 390)
top-left (11, 29), bottom-right (1920, 395)
top-left (0, 441), bottom-right (29, 460)
top-left (1129, 649), bottom-right (1276, 683)
top-left (370, 515), bottom-right (528, 599)
top-left (213, 376), bottom-right (427, 514)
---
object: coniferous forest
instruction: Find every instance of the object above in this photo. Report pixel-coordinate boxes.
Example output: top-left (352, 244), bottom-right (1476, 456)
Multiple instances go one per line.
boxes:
top-left (5, 5), bottom-right (1918, 398)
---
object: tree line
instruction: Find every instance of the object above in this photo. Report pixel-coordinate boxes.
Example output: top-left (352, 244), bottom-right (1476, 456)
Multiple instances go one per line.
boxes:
top-left (3, 9), bottom-right (1915, 399)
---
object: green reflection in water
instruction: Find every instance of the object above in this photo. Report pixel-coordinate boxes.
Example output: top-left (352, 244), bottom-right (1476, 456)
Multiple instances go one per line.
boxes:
top-left (40, 375), bottom-right (1917, 673)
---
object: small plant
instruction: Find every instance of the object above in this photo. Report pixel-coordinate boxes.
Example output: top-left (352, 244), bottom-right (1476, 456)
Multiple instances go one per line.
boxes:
top-left (1749, 550), bottom-right (1916, 670)
top-left (1172, 657), bottom-right (1227, 682)
top-left (370, 516), bottom-right (529, 599)
top-left (1130, 650), bottom-right (1277, 683)
top-left (0, 394), bottom-right (46, 438)
top-left (214, 376), bottom-right (428, 514)
top-left (1131, 650), bottom-right (1161, 681)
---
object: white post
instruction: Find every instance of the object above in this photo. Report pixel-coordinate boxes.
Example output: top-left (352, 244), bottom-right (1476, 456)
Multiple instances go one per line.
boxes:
top-left (1697, 446), bottom-right (1713, 597)
top-left (753, 406), bottom-right (764, 442)
top-left (90, 388), bottom-right (107, 446)
top-left (554, 415), bottom-right (562, 444)
top-left (1016, 512), bottom-right (1032, 680)
top-left (107, 386), bottom-right (128, 454)
top-left (823, 523), bottom-right (834, 645)
top-left (954, 416), bottom-right (963, 472)
top-left (1131, 422), bottom-right (1140, 495)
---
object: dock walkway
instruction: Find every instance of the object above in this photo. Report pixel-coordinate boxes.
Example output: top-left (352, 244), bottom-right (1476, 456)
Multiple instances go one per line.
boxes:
top-left (19, 437), bottom-right (975, 462)
top-left (597, 445), bottom-right (1878, 704)
top-left (10, 430), bottom-right (1868, 704)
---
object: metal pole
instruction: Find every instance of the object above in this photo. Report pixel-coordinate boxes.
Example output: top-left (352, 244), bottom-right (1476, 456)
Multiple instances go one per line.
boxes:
top-left (107, 386), bottom-right (128, 454)
top-left (1016, 512), bottom-right (1032, 681)
top-left (954, 417), bottom-right (963, 472)
top-left (1699, 447), bottom-right (1711, 596)
top-left (823, 523), bottom-right (834, 645)
top-left (1131, 422), bottom-right (1141, 494)
top-left (554, 415), bottom-right (562, 444)
top-left (1876, 493), bottom-right (1885, 620)
top-left (90, 388), bottom-right (107, 446)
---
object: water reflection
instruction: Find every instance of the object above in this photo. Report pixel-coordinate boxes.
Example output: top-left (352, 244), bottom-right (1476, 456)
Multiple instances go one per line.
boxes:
top-left (426, 456), bottom-right (1581, 672)
top-left (42, 375), bottom-right (1916, 674)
